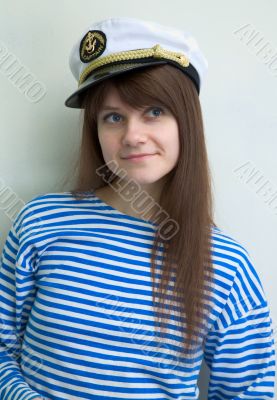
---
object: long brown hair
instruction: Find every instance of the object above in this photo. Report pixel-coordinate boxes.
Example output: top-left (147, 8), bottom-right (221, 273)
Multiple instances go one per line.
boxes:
top-left (64, 64), bottom-right (217, 359)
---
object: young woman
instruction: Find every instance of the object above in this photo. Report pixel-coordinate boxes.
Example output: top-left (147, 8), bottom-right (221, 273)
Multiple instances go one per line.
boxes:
top-left (0, 17), bottom-right (275, 400)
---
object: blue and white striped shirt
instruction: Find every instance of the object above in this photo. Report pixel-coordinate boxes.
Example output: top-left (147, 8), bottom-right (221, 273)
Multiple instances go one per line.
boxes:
top-left (0, 191), bottom-right (276, 399)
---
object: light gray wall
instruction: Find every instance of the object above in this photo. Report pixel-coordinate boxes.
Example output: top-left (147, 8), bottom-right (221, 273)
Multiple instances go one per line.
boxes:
top-left (0, 0), bottom-right (276, 397)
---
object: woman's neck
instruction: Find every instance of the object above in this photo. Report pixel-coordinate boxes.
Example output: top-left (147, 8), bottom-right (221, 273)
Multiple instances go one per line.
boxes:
top-left (95, 179), bottom-right (165, 221)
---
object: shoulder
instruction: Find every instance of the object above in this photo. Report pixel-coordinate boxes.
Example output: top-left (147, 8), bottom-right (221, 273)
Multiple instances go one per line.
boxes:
top-left (13, 191), bottom-right (79, 231)
top-left (210, 224), bottom-right (256, 284)
top-left (210, 224), bottom-right (256, 276)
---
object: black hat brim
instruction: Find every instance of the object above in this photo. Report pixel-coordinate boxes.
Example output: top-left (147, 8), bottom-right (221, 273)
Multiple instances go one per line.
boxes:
top-left (65, 58), bottom-right (200, 108)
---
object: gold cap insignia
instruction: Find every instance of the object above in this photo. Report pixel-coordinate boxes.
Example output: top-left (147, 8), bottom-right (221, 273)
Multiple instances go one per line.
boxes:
top-left (79, 30), bottom-right (107, 63)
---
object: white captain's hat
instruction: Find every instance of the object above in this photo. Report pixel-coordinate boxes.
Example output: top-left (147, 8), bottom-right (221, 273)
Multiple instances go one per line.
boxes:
top-left (65, 17), bottom-right (208, 108)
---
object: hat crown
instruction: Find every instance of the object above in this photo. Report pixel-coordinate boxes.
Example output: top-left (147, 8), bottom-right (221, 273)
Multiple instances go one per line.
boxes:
top-left (66, 17), bottom-right (208, 108)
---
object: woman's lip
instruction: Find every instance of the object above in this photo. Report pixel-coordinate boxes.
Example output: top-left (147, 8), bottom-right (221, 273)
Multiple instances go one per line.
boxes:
top-left (123, 154), bottom-right (156, 161)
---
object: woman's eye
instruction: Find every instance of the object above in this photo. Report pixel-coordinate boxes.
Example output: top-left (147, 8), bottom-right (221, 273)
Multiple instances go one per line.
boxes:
top-left (147, 107), bottom-right (164, 117)
top-left (103, 113), bottom-right (122, 123)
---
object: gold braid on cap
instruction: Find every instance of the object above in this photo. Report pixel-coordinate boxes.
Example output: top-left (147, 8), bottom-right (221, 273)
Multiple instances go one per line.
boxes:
top-left (78, 44), bottom-right (189, 86)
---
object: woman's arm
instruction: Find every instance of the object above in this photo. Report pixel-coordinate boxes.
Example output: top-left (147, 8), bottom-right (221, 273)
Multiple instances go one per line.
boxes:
top-left (202, 247), bottom-right (276, 399)
top-left (203, 301), bottom-right (276, 398)
top-left (0, 223), bottom-right (44, 400)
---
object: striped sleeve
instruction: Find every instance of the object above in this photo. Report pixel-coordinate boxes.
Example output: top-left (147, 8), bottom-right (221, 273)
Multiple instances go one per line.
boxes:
top-left (203, 243), bottom-right (276, 399)
top-left (0, 219), bottom-right (44, 400)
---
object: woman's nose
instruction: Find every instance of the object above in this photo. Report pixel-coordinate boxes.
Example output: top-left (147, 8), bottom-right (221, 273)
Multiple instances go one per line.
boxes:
top-left (121, 117), bottom-right (148, 145)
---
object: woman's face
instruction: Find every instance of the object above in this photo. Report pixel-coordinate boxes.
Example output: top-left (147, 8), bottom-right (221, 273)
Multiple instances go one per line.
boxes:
top-left (96, 85), bottom-right (180, 189)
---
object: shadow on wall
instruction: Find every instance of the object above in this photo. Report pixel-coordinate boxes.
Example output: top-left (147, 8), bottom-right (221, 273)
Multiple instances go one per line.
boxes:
top-left (197, 359), bottom-right (210, 399)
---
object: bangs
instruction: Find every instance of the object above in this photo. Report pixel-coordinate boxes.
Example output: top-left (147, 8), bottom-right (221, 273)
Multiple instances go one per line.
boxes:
top-left (82, 64), bottom-right (181, 118)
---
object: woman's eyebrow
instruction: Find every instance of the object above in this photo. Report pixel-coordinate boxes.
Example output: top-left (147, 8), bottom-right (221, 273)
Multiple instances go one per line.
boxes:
top-left (98, 104), bottom-right (157, 114)
top-left (100, 106), bottom-right (121, 111)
